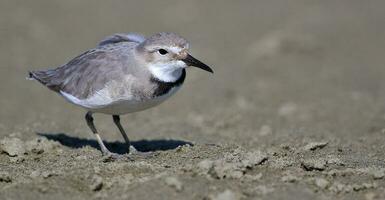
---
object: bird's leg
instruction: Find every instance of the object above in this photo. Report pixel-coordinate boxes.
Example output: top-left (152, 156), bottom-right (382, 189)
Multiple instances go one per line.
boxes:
top-left (112, 115), bottom-right (137, 154)
top-left (85, 112), bottom-right (114, 156)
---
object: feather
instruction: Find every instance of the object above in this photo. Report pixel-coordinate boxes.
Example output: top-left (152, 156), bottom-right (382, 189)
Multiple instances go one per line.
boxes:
top-left (98, 33), bottom-right (146, 46)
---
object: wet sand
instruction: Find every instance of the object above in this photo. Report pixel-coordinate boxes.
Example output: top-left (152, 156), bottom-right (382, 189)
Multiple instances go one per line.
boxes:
top-left (1, 1), bottom-right (385, 199)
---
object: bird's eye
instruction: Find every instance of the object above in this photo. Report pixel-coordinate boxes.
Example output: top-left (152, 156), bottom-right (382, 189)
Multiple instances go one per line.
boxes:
top-left (158, 49), bottom-right (168, 55)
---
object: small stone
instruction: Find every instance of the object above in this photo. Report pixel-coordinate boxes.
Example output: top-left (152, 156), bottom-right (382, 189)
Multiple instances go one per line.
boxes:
top-left (0, 137), bottom-right (26, 157)
top-left (198, 151), bottom-right (267, 180)
top-left (30, 170), bottom-right (41, 178)
top-left (197, 159), bottom-right (214, 173)
top-left (303, 141), bottom-right (328, 151)
top-left (314, 178), bottom-right (329, 189)
top-left (164, 176), bottom-right (183, 192)
top-left (372, 169), bottom-right (384, 179)
top-left (0, 171), bottom-right (11, 183)
top-left (241, 151), bottom-right (268, 168)
top-left (209, 189), bottom-right (241, 200)
top-left (90, 175), bottom-right (103, 191)
top-left (42, 171), bottom-right (54, 178)
top-left (302, 159), bottom-right (327, 171)
top-left (329, 182), bottom-right (353, 193)
top-left (281, 174), bottom-right (299, 183)
top-left (208, 161), bottom-right (243, 179)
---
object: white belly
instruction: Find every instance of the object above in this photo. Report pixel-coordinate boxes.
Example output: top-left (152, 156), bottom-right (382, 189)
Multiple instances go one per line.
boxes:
top-left (60, 86), bottom-right (181, 115)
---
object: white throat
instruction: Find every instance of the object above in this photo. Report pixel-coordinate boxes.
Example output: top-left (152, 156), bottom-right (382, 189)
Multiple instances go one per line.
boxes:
top-left (148, 60), bottom-right (186, 82)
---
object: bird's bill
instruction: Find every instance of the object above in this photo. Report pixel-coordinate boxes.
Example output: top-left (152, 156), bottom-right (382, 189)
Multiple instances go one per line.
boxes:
top-left (182, 54), bottom-right (213, 73)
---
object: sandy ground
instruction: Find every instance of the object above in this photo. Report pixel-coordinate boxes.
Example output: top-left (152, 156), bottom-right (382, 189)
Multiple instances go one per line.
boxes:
top-left (1, 1), bottom-right (385, 199)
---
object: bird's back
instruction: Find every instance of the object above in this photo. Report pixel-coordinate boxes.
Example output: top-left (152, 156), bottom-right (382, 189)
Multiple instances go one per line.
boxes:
top-left (30, 42), bottom-right (148, 99)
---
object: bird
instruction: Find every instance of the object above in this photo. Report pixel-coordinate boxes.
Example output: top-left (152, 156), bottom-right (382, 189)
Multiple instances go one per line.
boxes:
top-left (28, 32), bottom-right (213, 159)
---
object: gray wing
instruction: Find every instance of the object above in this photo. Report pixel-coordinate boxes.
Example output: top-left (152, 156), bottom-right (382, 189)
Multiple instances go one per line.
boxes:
top-left (29, 42), bottom-right (146, 99)
top-left (98, 33), bottom-right (146, 46)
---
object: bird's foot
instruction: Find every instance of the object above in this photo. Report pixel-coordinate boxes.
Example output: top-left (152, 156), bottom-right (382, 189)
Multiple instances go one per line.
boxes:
top-left (128, 145), bottom-right (139, 154)
top-left (128, 146), bottom-right (158, 158)
top-left (101, 151), bottom-right (132, 162)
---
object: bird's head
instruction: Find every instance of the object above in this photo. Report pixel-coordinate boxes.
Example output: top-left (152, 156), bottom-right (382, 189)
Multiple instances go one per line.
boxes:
top-left (137, 32), bottom-right (213, 82)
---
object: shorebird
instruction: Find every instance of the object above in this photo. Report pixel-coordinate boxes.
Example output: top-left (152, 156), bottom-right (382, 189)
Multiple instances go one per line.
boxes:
top-left (29, 32), bottom-right (213, 159)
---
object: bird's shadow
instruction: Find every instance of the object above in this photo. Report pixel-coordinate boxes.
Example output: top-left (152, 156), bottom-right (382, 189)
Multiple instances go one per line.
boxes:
top-left (37, 133), bottom-right (193, 154)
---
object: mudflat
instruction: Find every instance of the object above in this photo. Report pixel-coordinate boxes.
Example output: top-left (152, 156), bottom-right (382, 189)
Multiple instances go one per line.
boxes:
top-left (1, 1), bottom-right (385, 199)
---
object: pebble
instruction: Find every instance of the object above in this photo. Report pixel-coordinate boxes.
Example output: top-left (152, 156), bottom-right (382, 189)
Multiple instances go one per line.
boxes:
top-left (164, 176), bottom-right (183, 192)
top-left (281, 174), bottom-right (299, 183)
top-left (241, 151), bottom-right (268, 168)
top-left (329, 182), bottom-right (352, 193)
top-left (197, 159), bottom-right (214, 172)
top-left (42, 171), bottom-right (55, 178)
top-left (0, 137), bottom-right (26, 157)
top-left (196, 150), bottom-right (267, 179)
top-left (371, 169), bottom-right (384, 179)
top-left (0, 171), bottom-right (11, 183)
top-left (313, 178), bottom-right (329, 189)
top-left (30, 170), bottom-right (41, 178)
top-left (90, 175), bottom-right (103, 191)
top-left (303, 141), bottom-right (328, 151)
top-left (208, 160), bottom-right (244, 179)
top-left (301, 159), bottom-right (327, 171)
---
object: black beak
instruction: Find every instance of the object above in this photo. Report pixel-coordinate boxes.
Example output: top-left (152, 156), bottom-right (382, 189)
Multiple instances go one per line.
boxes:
top-left (182, 54), bottom-right (213, 73)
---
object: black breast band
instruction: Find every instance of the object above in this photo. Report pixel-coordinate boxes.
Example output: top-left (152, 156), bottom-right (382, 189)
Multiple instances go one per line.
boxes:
top-left (150, 69), bottom-right (186, 97)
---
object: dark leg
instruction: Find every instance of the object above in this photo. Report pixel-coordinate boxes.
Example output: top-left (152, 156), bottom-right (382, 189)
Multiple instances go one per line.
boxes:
top-left (113, 115), bottom-right (131, 153)
top-left (85, 112), bottom-right (111, 156)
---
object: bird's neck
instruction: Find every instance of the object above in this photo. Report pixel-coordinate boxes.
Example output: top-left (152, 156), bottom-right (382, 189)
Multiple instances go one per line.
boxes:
top-left (147, 60), bottom-right (186, 83)
top-left (150, 69), bottom-right (186, 97)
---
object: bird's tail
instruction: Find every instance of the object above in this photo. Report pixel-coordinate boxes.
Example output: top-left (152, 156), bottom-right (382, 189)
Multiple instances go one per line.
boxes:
top-left (27, 69), bottom-right (61, 92)
top-left (27, 71), bottom-right (36, 80)
top-left (27, 70), bottom-right (46, 84)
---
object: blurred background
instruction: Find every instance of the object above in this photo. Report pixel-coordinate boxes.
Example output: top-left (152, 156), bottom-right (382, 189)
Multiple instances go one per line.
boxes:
top-left (1, 0), bottom-right (385, 148)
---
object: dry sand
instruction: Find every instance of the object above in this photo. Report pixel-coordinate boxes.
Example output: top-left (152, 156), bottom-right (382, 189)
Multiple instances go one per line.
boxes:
top-left (1, 1), bottom-right (385, 199)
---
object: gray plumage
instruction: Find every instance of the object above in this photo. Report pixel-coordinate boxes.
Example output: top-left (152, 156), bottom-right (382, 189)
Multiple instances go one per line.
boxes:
top-left (30, 35), bottom-right (151, 100)
top-left (29, 32), bottom-right (212, 158)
